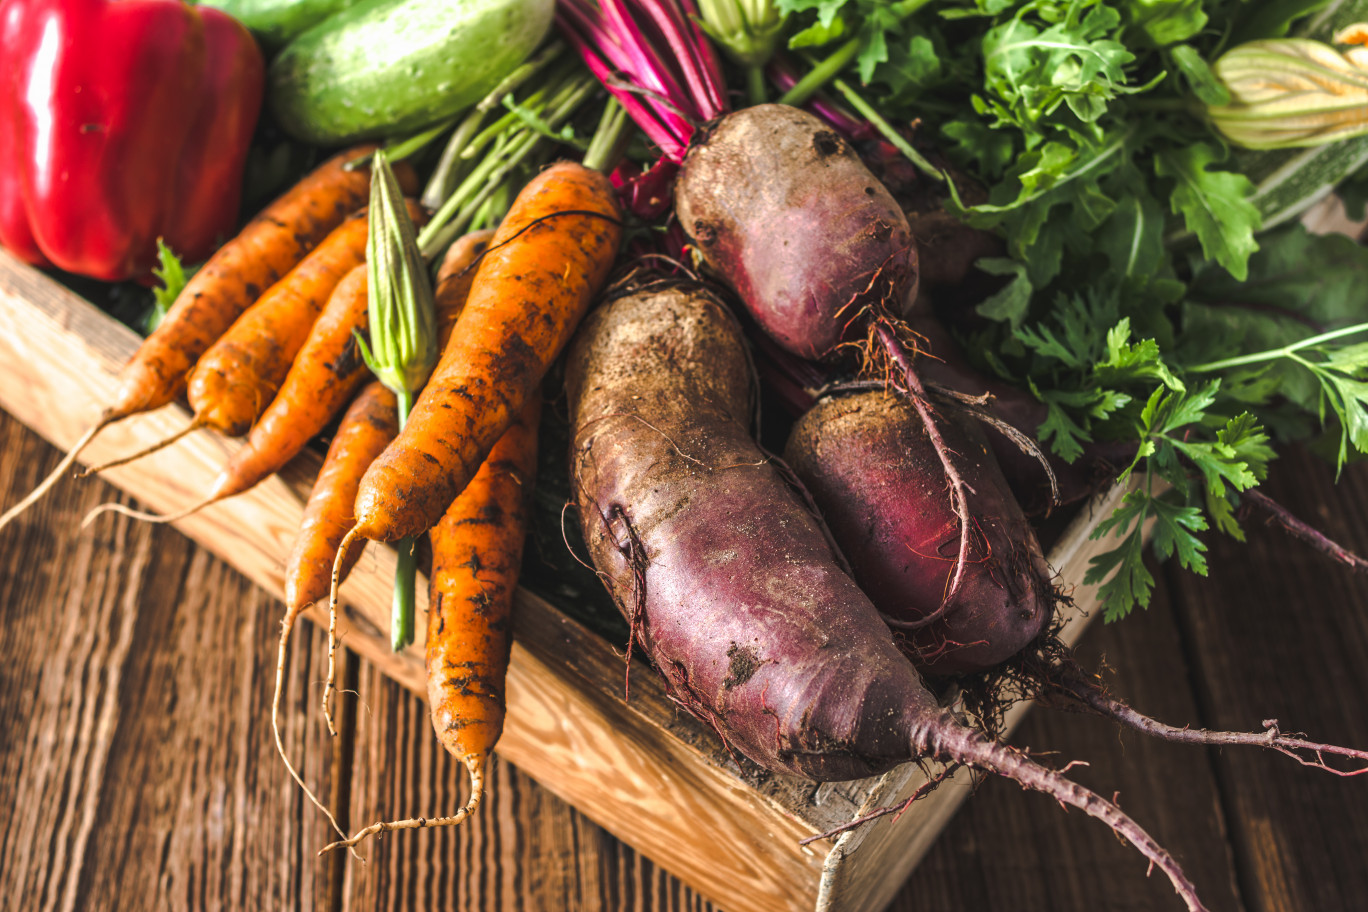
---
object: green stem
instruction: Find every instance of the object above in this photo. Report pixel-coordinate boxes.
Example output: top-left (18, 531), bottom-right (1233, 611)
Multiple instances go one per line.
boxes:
top-left (421, 107), bottom-right (489, 209)
top-left (746, 63), bottom-right (768, 106)
top-left (829, 77), bottom-right (946, 183)
top-left (418, 74), bottom-right (596, 258)
top-left (391, 386), bottom-right (416, 653)
top-left (582, 98), bottom-right (630, 174)
top-left (383, 119), bottom-right (457, 163)
top-left (418, 134), bottom-right (518, 257)
top-left (1186, 322), bottom-right (1368, 372)
top-left (777, 0), bottom-right (932, 106)
top-left (778, 37), bottom-right (859, 106)
top-left (420, 43), bottom-right (568, 209)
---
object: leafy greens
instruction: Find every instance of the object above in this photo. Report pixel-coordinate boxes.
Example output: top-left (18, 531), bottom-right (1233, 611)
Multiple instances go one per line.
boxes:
top-left (777, 0), bottom-right (1368, 618)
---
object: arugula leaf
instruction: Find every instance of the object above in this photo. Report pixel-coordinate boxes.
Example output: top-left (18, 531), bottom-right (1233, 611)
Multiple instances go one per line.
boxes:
top-left (973, 257), bottom-right (1033, 327)
top-left (1154, 140), bottom-right (1258, 278)
top-left (1168, 44), bottom-right (1230, 106)
top-left (1124, 0), bottom-right (1208, 46)
top-left (1154, 143), bottom-right (1260, 280)
top-left (777, 0), bottom-right (920, 82)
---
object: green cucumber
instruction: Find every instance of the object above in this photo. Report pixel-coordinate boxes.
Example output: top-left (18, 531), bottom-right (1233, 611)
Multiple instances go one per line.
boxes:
top-left (267, 0), bottom-right (554, 146)
top-left (200, 0), bottom-right (364, 53)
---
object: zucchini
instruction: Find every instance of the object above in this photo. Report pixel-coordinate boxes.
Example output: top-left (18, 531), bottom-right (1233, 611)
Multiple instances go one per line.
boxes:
top-left (267, 0), bottom-right (554, 146)
top-left (199, 0), bottom-right (364, 53)
top-left (1233, 0), bottom-right (1368, 228)
top-left (1242, 137), bottom-right (1368, 229)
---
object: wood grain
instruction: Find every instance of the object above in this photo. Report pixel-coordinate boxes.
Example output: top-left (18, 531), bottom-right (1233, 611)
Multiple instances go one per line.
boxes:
top-left (0, 248), bottom-right (1116, 912)
top-left (1166, 445), bottom-right (1368, 912)
top-left (0, 416), bottom-right (344, 912)
top-left (4, 387), bottom-right (1368, 912)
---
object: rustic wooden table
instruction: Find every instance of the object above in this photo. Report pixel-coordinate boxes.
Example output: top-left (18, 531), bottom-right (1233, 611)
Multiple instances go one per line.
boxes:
top-left (2, 405), bottom-right (1367, 912)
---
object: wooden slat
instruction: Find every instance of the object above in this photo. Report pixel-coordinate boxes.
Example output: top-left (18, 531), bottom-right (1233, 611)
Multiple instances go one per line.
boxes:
top-left (896, 569), bottom-right (1245, 912)
top-left (0, 418), bottom-right (345, 912)
top-left (1166, 445), bottom-right (1368, 912)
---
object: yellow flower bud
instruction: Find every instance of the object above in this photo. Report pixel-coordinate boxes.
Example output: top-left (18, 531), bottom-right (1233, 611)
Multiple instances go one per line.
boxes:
top-left (1208, 31), bottom-right (1368, 149)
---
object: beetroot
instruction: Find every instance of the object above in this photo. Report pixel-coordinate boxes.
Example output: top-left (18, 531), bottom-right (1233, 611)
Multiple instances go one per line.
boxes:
top-left (675, 103), bottom-right (917, 360)
top-left (675, 103), bottom-right (1014, 631)
top-left (566, 281), bottom-right (1207, 910)
top-left (784, 390), bottom-right (1053, 675)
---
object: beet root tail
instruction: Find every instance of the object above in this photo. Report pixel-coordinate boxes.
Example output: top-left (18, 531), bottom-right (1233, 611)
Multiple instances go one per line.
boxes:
top-left (926, 722), bottom-right (1209, 912)
top-left (1061, 674), bottom-right (1368, 777)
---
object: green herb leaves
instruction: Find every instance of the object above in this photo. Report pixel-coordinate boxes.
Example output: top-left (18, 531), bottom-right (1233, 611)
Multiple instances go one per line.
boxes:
top-left (1155, 144), bottom-right (1261, 279)
top-left (146, 240), bottom-right (189, 333)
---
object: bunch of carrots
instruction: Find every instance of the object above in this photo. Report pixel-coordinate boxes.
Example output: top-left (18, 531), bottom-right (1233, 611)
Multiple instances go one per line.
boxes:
top-left (0, 47), bottom-right (628, 852)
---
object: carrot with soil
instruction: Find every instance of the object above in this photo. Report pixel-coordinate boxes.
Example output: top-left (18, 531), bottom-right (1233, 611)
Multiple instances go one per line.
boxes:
top-left (322, 158), bottom-right (623, 729)
top-left (79, 199), bottom-right (424, 528)
top-left (567, 282), bottom-right (1208, 911)
top-left (0, 145), bottom-right (396, 532)
top-left (271, 379), bottom-right (400, 849)
top-left (272, 228), bottom-right (493, 836)
top-left (321, 391), bottom-right (540, 854)
top-left (77, 210), bottom-right (372, 525)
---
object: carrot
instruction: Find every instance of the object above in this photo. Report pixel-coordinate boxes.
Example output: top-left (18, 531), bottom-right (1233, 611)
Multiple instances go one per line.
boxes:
top-left (284, 382), bottom-right (398, 630)
top-left (433, 227), bottom-right (497, 343)
top-left (186, 210), bottom-right (374, 437)
top-left (273, 229), bottom-right (493, 837)
top-left (269, 379), bottom-right (398, 847)
top-left (427, 390), bottom-right (538, 778)
top-left (322, 161), bottom-right (621, 730)
top-left (0, 145), bottom-right (403, 532)
top-left (120, 148), bottom-right (407, 419)
top-left (283, 230), bottom-right (494, 618)
top-left (75, 211), bottom-right (376, 529)
top-left (208, 263), bottom-right (373, 504)
top-left (321, 390), bottom-right (539, 854)
top-left (358, 162), bottom-right (620, 543)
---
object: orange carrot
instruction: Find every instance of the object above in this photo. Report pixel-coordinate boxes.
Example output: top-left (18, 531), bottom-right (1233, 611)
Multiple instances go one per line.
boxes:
top-left (285, 381), bottom-right (397, 624)
top-left (426, 391), bottom-right (538, 768)
top-left (207, 263), bottom-right (373, 504)
top-left (186, 210), bottom-right (374, 437)
top-left (432, 227), bottom-right (497, 345)
top-left (76, 210), bottom-right (376, 528)
top-left (115, 147), bottom-right (405, 420)
top-left (273, 229), bottom-right (495, 839)
top-left (356, 162), bottom-right (620, 543)
top-left (284, 230), bottom-right (493, 614)
top-left (322, 162), bottom-right (620, 730)
top-left (0, 145), bottom-right (404, 532)
top-left (321, 389), bottom-right (539, 854)
top-left (84, 201), bottom-right (430, 530)
top-left (272, 379), bottom-right (397, 846)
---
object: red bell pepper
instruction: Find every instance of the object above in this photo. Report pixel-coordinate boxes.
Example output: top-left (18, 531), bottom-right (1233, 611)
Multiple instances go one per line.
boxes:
top-left (0, 0), bottom-right (264, 281)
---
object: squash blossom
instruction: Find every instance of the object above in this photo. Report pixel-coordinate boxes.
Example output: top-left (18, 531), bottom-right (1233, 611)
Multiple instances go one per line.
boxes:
top-left (1208, 26), bottom-right (1368, 149)
top-left (357, 148), bottom-right (436, 652)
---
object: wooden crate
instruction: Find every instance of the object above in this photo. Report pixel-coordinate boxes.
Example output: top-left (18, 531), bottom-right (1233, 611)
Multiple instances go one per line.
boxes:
top-left (0, 249), bottom-right (1124, 912)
